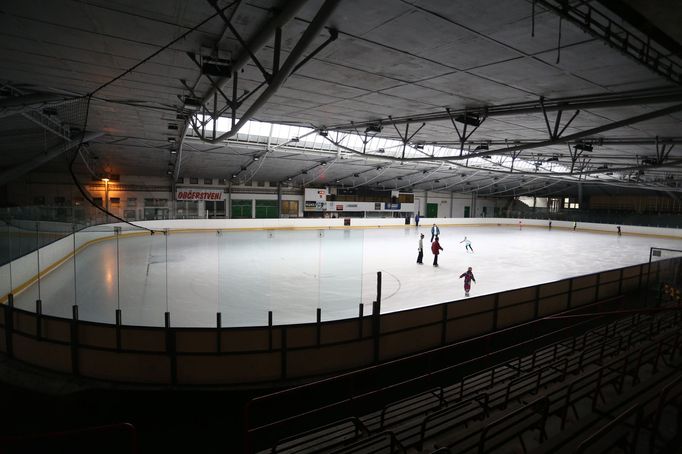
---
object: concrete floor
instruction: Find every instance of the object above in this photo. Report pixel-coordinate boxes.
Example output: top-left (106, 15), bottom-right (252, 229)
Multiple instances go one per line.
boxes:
top-left (11, 225), bottom-right (682, 327)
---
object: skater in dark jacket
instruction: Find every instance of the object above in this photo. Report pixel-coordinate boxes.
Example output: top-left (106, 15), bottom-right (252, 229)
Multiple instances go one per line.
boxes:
top-left (416, 233), bottom-right (424, 264)
top-left (459, 267), bottom-right (476, 296)
top-left (431, 236), bottom-right (443, 266)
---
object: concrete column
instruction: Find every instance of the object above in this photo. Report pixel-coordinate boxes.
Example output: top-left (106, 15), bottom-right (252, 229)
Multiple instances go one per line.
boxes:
top-left (424, 190), bottom-right (428, 216)
top-left (450, 191), bottom-right (454, 217)
top-left (277, 183), bottom-right (282, 218)
top-left (227, 182), bottom-right (232, 219)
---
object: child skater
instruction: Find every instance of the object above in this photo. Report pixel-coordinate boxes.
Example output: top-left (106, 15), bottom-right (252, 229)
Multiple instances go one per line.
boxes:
top-left (459, 267), bottom-right (476, 296)
top-left (460, 236), bottom-right (474, 253)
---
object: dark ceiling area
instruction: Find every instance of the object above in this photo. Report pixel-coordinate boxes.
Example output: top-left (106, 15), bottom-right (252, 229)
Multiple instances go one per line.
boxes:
top-left (1, 0), bottom-right (682, 198)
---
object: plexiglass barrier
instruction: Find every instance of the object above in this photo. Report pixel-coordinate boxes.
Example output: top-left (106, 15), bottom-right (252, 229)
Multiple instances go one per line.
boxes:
top-left (1, 222), bottom-right (369, 327)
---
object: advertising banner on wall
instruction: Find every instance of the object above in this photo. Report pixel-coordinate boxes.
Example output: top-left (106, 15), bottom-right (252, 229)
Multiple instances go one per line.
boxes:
top-left (304, 188), bottom-right (328, 211)
top-left (176, 189), bottom-right (225, 201)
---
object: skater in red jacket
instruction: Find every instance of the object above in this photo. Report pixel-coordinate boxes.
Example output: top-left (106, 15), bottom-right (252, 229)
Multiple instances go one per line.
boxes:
top-left (459, 267), bottom-right (476, 296)
top-left (431, 236), bottom-right (443, 267)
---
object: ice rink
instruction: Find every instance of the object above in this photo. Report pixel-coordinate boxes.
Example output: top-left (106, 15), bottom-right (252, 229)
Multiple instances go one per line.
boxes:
top-left (12, 224), bottom-right (682, 327)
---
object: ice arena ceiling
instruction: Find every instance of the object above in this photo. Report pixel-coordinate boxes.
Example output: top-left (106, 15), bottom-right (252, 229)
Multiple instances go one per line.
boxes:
top-left (1, 0), bottom-right (682, 197)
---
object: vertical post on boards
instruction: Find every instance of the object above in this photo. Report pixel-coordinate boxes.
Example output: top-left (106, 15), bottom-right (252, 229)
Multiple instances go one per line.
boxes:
top-left (115, 309), bottom-right (122, 352)
top-left (372, 271), bottom-right (382, 363)
top-left (71, 305), bottom-right (80, 375)
top-left (358, 303), bottom-right (364, 339)
top-left (216, 312), bottom-right (222, 353)
top-left (316, 307), bottom-right (322, 346)
top-left (5, 294), bottom-right (14, 357)
top-left (165, 312), bottom-right (177, 385)
top-left (35, 299), bottom-right (42, 341)
top-left (492, 294), bottom-right (500, 331)
top-left (567, 279), bottom-right (574, 310)
top-left (268, 311), bottom-right (273, 351)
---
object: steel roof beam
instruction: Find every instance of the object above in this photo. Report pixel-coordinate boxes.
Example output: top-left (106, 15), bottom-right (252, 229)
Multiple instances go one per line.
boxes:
top-left (0, 131), bottom-right (103, 185)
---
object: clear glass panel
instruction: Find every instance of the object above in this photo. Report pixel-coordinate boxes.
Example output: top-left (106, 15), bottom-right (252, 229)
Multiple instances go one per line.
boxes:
top-left (11, 221), bottom-right (40, 312)
top-left (220, 229), bottom-right (274, 327)
top-left (67, 225), bottom-right (117, 323)
top-left (270, 229), bottom-right (321, 325)
top-left (166, 229), bottom-right (218, 327)
top-left (116, 225), bottom-right (165, 326)
top-left (319, 228), bottom-right (364, 321)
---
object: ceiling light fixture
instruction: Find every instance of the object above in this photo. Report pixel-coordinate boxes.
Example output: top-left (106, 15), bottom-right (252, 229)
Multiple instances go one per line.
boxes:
top-left (365, 124), bottom-right (382, 134)
top-left (574, 143), bottom-right (593, 152)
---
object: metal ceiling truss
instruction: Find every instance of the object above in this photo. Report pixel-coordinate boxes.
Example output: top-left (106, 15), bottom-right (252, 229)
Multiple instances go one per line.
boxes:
top-left (188, 0), bottom-right (339, 143)
top-left (536, 0), bottom-right (682, 85)
top-left (445, 108), bottom-right (486, 156)
top-left (338, 101), bottom-right (682, 164)
top-left (327, 88), bottom-right (682, 131)
top-left (174, 0), bottom-right (340, 179)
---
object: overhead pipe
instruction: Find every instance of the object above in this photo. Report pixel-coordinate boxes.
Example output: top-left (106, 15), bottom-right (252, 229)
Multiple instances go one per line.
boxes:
top-left (198, 0), bottom-right (340, 144)
top-left (0, 131), bottom-right (103, 185)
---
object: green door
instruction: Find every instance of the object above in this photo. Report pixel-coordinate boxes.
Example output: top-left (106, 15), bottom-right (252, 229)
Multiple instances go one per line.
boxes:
top-left (255, 200), bottom-right (278, 218)
top-left (464, 206), bottom-right (470, 218)
top-left (426, 203), bottom-right (438, 218)
top-left (231, 199), bottom-right (252, 218)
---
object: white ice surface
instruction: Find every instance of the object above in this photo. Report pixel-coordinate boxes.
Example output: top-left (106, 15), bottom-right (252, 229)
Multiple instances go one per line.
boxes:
top-left (13, 225), bottom-right (682, 327)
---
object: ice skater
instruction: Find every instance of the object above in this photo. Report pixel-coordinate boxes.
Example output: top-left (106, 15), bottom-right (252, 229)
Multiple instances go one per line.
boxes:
top-left (431, 235), bottom-right (443, 267)
top-left (617, 225), bottom-right (622, 236)
top-left (459, 267), bottom-right (476, 296)
top-left (430, 223), bottom-right (440, 242)
top-left (460, 236), bottom-right (474, 253)
top-left (573, 221), bottom-right (577, 231)
top-left (416, 233), bottom-right (424, 264)
top-left (548, 220), bottom-right (552, 230)
top-left (415, 212), bottom-right (420, 228)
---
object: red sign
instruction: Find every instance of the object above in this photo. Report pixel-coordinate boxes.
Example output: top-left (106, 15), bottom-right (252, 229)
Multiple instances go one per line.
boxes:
top-left (176, 190), bottom-right (225, 201)
top-left (336, 205), bottom-right (343, 210)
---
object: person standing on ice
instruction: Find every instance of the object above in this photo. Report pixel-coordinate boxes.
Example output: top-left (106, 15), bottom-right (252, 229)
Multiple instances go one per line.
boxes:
top-left (431, 236), bottom-right (443, 267)
top-left (460, 236), bottom-right (474, 253)
top-left (459, 267), bottom-right (476, 296)
top-left (430, 223), bottom-right (440, 242)
top-left (416, 233), bottom-right (424, 264)
top-left (415, 212), bottom-right (420, 228)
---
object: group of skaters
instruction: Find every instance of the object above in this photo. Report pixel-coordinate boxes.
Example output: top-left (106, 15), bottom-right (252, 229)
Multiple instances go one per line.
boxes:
top-left (414, 215), bottom-right (477, 297)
